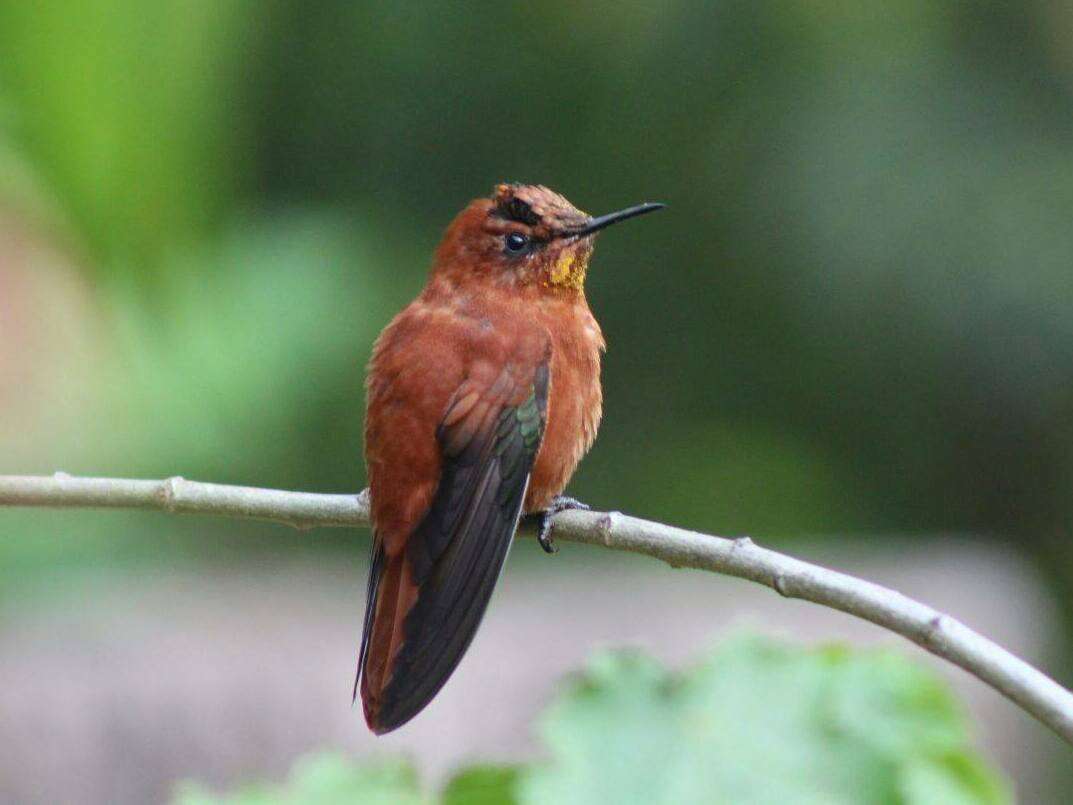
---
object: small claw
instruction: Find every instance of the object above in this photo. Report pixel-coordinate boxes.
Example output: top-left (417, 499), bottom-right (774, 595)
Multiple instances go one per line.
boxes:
top-left (537, 516), bottom-right (559, 554)
top-left (536, 496), bottom-right (590, 555)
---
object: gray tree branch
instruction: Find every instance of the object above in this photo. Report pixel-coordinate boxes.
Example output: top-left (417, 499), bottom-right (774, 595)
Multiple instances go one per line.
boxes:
top-left (2, 472), bottom-right (1072, 747)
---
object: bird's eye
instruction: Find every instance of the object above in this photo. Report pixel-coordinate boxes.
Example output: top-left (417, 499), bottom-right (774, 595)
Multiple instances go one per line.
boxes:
top-left (505, 232), bottom-right (530, 254)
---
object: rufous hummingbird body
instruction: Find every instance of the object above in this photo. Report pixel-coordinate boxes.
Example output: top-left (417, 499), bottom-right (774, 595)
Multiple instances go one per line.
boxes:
top-left (356, 183), bottom-right (663, 733)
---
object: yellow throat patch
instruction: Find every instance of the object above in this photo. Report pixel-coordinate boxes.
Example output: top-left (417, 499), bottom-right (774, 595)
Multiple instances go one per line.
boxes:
top-left (549, 246), bottom-right (588, 290)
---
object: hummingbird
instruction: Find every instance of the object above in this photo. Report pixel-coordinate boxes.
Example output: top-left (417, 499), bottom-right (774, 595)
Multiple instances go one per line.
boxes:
top-left (356, 183), bottom-right (663, 733)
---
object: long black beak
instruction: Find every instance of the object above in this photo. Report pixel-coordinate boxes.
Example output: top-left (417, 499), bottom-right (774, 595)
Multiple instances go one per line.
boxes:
top-left (566, 202), bottom-right (665, 237)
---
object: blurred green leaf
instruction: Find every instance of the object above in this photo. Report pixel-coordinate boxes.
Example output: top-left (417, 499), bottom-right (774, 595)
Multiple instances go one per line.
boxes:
top-left (97, 212), bottom-right (388, 487)
top-left (169, 637), bottom-right (1009, 804)
top-left (518, 637), bottom-right (1011, 805)
top-left (0, 0), bottom-right (256, 275)
top-left (441, 765), bottom-right (520, 805)
top-left (173, 754), bottom-right (425, 805)
top-left (900, 752), bottom-right (1012, 805)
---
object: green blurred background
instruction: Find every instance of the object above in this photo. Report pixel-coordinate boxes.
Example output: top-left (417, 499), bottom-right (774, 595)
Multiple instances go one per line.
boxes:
top-left (2, 0), bottom-right (1072, 801)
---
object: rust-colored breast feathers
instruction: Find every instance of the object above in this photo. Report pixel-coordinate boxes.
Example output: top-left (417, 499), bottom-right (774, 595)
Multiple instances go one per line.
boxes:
top-left (525, 300), bottom-right (604, 511)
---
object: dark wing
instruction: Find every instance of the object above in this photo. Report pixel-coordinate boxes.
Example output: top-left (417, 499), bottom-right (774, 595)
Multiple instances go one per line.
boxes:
top-left (360, 360), bottom-right (549, 733)
top-left (357, 537), bottom-right (385, 686)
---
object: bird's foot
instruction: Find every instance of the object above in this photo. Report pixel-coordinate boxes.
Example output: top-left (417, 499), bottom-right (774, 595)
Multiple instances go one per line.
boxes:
top-left (536, 496), bottom-right (590, 554)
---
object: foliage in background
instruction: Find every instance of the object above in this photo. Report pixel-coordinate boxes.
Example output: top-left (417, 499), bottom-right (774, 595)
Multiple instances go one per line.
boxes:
top-left (2, 0), bottom-right (1072, 555)
top-left (3, 0), bottom-right (1073, 550)
top-left (0, 0), bottom-right (1068, 793)
top-left (173, 637), bottom-right (1010, 805)
top-left (0, 0), bottom-right (254, 275)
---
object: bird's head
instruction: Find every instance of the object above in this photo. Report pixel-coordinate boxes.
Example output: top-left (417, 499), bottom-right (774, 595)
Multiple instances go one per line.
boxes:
top-left (432, 183), bottom-right (663, 295)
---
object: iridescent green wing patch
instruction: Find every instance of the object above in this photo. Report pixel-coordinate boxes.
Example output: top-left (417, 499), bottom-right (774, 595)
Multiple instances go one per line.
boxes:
top-left (372, 360), bottom-right (549, 732)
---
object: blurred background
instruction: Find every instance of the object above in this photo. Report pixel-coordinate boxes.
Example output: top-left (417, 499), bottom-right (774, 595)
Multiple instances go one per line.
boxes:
top-left (2, 0), bottom-right (1073, 801)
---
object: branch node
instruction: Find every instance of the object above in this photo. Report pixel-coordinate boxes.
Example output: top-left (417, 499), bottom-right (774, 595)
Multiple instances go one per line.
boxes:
top-left (733, 536), bottom-right (754, 550)
top-left (53, 471), bottom-right (71, 480)
top-left (923, 614), bottom-right (947, 648)
top-left (772, 573), bottom-right (791, 597)
top-left (160, 476), bottom-right (184, 513)
top-left (598, 511), bottom-right (618, 547)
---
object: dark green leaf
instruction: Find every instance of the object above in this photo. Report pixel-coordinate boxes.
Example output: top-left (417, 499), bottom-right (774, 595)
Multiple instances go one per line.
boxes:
top-left (442, 764), bottom-right (521, 805)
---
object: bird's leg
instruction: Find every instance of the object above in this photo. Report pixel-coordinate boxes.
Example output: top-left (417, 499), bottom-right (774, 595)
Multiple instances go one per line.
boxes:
top-left (535, 495), bottom-right (590, 554)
